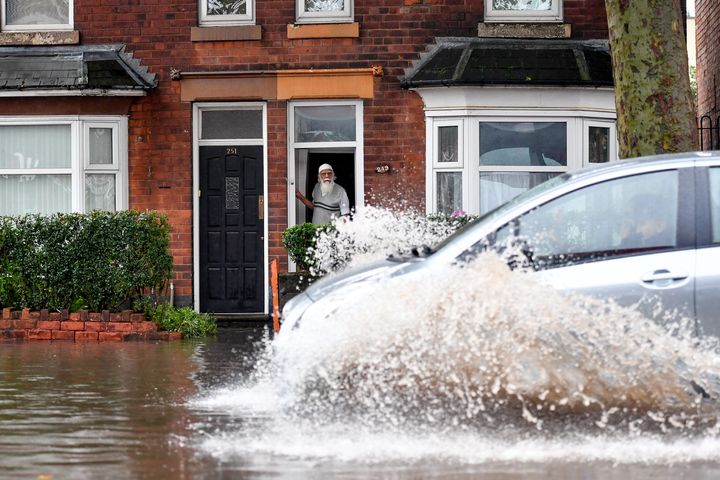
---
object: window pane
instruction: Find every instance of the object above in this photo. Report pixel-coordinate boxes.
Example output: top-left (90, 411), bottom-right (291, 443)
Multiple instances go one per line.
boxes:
top-left (438, 126), bottom-right (458, 163)
top-left (207, 0), bottom-right (247, 15)
top-left (304, 0), bottom-right (344, 12)
top-left (479, 122), bottom-right (566, 167)
top-left (5, 0), bottom-right (69, 25)
top-left (0, 125), bottom-right (71, 169)
top-left (480, 171), bottom-right (557, 215)
top-left (201, 110), bottom-right (262, 140)
top-left (711, 168), bottom-right (720, 243)
top-left (0, 174), bottom-right (71, 215)
top-left (437, 172), bottom-right (462, 214)
top-left (295, 105), bottom-right (356, 142)
top-left (492, 0), bottom-right (552, 11)
top-left (499, 170), bottom-right (678, 259)
top-left (588, 126), bottom-right (610, 163)
top-left (89, 127), bottom-right (113, 165)
top-left (85, 174), bottom-right (116, 212)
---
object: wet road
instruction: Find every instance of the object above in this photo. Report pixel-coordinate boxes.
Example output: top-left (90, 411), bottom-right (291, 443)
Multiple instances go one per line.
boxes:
top-left (1, 327), bottom-right (720, 479)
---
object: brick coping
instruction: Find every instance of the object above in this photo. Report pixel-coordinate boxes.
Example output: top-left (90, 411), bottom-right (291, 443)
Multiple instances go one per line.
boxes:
top-left (1, 308), bottom-right (182, 342)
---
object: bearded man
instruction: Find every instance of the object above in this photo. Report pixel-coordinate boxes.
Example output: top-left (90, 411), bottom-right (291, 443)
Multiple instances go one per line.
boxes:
top-left (295, 163), bottom-right (350, 224)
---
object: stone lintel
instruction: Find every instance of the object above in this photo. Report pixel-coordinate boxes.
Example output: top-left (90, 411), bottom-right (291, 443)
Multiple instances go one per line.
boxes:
top-left (190, 25), bottom-right (262, 42)
top-left (477, 23), bottom-right (571, 39)
top-left (0, 30), bottom-right (80, 46)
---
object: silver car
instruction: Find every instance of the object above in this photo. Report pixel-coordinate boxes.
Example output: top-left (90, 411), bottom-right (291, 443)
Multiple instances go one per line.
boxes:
top-left (282, 152), bottom-right (720, 337)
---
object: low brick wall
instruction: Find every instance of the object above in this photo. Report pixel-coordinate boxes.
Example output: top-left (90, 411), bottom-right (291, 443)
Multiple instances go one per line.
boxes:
top-left (1, 308), bottom-right (182, 342)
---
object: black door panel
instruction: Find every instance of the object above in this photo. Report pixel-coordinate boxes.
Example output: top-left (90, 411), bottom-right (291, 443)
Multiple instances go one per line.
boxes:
top-left (200, 145), bottom-right (264, 313)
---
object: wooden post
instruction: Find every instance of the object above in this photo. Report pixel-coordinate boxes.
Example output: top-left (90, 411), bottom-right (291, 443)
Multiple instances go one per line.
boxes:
top-left (271, 258), bottom-right (280, 333)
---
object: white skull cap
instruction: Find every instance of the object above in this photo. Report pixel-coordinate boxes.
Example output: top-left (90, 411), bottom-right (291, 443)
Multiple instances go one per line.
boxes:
top-left (318, 163), bottom-right (333, 173)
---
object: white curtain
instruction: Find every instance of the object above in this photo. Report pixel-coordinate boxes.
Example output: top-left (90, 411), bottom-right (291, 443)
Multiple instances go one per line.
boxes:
top-left (0, 125), bottom-right (71, 169)
top-left (85, 174), bottom-right (116, 212)
top-left (0, 175), bottom-right (71, 215)
top-left (479, 172), bottom-right (555, 214)
top-left (0, 125), bottom-right (72, 215)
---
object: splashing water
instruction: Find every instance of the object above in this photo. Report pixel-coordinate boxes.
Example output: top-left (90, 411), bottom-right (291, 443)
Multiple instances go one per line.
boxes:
top-left (193, 209), bottom-right (720, 466)
top-left (310, 206), bottom-right (465, 275)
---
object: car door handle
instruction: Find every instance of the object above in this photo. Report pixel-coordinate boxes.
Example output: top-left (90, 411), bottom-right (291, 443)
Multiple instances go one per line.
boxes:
top-left (641, 269), bottom-right (689, 284)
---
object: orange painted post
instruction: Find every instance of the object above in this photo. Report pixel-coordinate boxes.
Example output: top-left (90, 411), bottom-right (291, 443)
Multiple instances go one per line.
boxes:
top-left (271, 259), bottom-right (280, 333)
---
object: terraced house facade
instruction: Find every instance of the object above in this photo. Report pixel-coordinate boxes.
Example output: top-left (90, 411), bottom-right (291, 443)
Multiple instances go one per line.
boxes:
top-left (0, 0), bottom-right (615, 316)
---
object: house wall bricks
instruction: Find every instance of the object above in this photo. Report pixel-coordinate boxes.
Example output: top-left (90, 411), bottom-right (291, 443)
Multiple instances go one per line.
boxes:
top-left (11, 1), bottom-right (609, 304)
top-left (697, 0), bottom-right (720, 117)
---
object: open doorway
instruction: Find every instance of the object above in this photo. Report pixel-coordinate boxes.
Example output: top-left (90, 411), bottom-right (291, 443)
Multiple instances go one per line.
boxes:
top-left (295, 148), bottom-right (356, 223)
top-left (288, 100), bottom-right (364, 231)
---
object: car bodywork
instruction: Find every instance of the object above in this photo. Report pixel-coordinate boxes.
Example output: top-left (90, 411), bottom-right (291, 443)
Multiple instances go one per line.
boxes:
top-left (282, 152), bottom-right (720, 338)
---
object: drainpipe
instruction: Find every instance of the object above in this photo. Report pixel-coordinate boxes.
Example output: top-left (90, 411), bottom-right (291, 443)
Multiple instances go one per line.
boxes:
top-left (169, 282), bottom-right (175, 307)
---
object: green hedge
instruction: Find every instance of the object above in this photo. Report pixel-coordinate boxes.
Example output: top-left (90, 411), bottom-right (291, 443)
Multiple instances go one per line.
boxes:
top-left (281, 222), bottom-right (333, 270)
top-left (0, 211), bottom-right (174, 312)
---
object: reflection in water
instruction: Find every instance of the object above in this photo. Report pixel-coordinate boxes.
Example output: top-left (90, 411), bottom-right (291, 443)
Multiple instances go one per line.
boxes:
top-left (0, 331), bottom-right (265, 479)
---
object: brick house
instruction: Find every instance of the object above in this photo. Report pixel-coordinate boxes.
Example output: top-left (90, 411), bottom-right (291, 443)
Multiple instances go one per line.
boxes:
top-left (0, 0), bottom-right (615, 317)
top-left (697, 0), bottom-right (720, 149)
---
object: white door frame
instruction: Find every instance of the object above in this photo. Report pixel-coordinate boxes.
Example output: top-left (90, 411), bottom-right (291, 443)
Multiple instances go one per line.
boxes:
top-left (286, 99), bottom-right (365, 231)
top-left (192, 102), bottom-right (268, 313)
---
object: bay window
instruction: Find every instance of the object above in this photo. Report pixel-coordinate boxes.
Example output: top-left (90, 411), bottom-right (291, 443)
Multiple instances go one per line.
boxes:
top-left (0, 117), bottom-right (127, 216)
top-left (428, 114), bottom-right (617, 216)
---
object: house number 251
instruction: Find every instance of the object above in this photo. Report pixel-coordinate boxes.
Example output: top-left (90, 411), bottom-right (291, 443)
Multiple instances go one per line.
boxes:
top-left (226, 147), bottom-right (237, 155)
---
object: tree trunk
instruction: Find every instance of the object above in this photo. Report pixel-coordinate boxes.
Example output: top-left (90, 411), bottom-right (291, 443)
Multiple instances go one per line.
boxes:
top-left (605, 0), bottom-right (697, 158)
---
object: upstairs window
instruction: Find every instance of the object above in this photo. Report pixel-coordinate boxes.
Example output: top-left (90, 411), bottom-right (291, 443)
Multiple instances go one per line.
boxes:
top-left (485, 0), bottom-right (562, 23)
top-left (296, 0), bottom-right (353, 24)
top-left (200, 0), bottom-right (254, 26)
top-left (1, 0), bottom-right (72, 31)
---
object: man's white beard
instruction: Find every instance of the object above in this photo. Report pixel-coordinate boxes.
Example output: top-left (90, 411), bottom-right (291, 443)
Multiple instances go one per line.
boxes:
top-left (320, 180), bottom-right (335, 197)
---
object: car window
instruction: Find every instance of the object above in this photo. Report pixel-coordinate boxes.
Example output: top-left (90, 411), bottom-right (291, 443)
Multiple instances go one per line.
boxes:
top-left (494, 170), bottom-right (679, 267)
top-left (710, 168), bottom-right (720, 244)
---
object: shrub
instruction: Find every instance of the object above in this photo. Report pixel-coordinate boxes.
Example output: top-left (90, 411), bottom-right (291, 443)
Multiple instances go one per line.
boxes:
top-left (280, 222), bottom-right (333, 270)
top-left (0, 211), bottom-right (173, 312)
top-left (134, 297), bottom-right (216, 338)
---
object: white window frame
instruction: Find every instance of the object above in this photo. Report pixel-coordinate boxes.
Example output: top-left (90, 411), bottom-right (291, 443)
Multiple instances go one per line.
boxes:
top-left (0, 116), bottom-right (128, 214)
top-left (286, 99), bottom-right (364, 228)
top-left (199, 0), bottom-right (255, 26)
top-left (484, 0), bottom-right (563, 23)
top-left (296, 0), bottom-right (353, 24)
top-left (426, 113), bottom-right (617, 216)
top-left (1, 0), bottom-right (74, 32)
top-left (583, 119), bottom-right (617, 165)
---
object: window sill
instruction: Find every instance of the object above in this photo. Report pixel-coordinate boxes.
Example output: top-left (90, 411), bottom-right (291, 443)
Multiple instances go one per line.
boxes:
top-left (191, 25), bottom-right (262, 42)
top-left (478, 23), bottom-right (571, 39)
top-left (0, 30), bottom-right (79, 46)
top-left (286, 22), bottom-right (359, 39)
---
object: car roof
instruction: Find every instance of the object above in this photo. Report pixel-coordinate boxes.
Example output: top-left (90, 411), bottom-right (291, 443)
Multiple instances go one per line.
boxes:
top-left (565, 151), bottom-right (720, 184)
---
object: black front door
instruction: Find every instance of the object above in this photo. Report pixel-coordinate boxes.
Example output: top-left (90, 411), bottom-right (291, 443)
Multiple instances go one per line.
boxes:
top-left (199, 145), bottom-right (264, 313)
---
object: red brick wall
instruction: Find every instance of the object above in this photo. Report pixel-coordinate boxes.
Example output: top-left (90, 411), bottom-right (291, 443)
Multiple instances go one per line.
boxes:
top-left (697, 0), bottom-right (720, 117)
top-left (69, 0), bottom-right (609, 301)
top-left (0, 308), bottom-right (181, 342)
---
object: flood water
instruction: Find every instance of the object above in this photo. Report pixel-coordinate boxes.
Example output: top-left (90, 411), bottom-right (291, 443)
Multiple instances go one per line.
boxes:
top-left (2, 327), bottom-right (720, 480)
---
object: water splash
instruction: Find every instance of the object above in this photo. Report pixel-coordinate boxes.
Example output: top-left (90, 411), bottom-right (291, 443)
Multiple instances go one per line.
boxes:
top-left (273, 254), bottom-right (720, 432)
top-left (193, 208), bottom-right (720, 465)
top-left (310, 206), bottom-right (466, 275)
